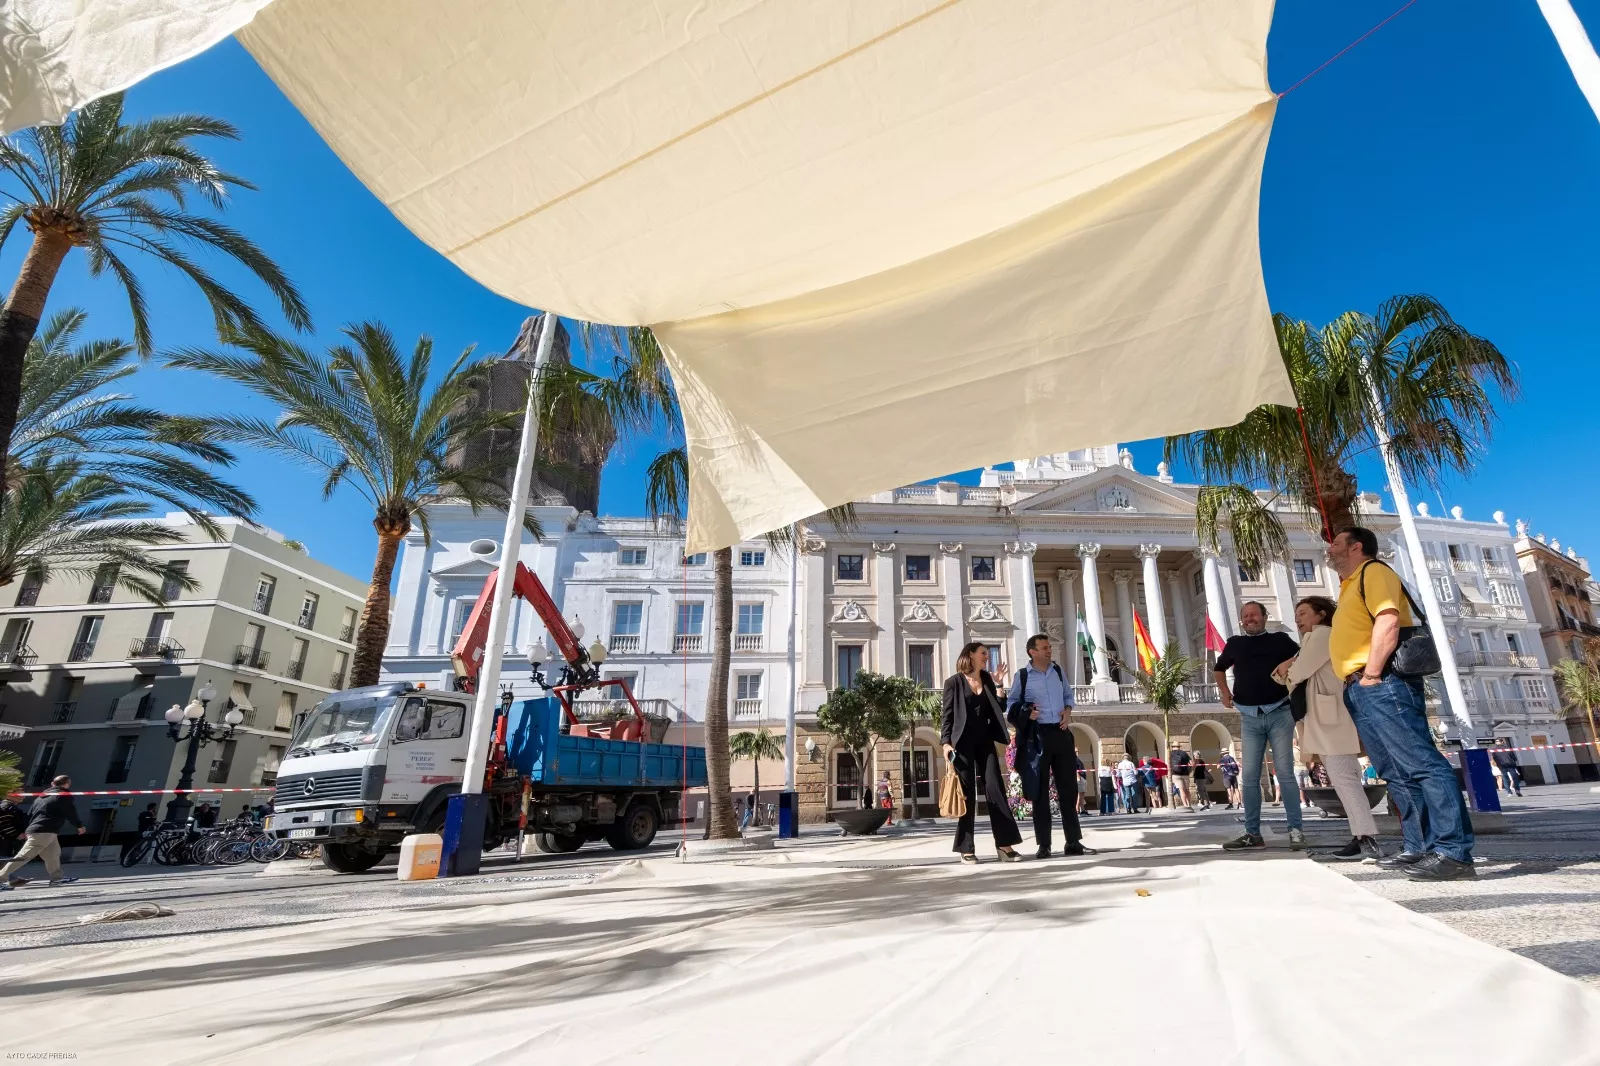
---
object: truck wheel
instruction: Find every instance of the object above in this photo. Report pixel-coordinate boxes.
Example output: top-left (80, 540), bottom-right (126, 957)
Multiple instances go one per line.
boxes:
top-left (606, 802), bottom-right (659, 851)
top-left (320, 842), bottom-right (386, 873)
top-left (534, 831), bottom-right (583, 854)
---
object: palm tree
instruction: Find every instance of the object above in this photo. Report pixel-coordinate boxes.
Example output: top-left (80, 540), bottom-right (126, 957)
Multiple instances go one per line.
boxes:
top-left (1555, 654), bottom-right (1600, 772)
top-left (1166, 296), bottom-right (1517, 570)
top-left (13, 308), bottom-right (254, 522)
top-left (1130, 641), bottom-right (1204, 773)
top-left (0, 459), bottom-right (199, 601)
top-left (728, 729), bottom-right (784, 827)
top-left (0, 749), bottom-right (21, 798)
top-left (0, 94), bottom-right (309, 490)
top-left (167, 323), bottom-right (532, 687)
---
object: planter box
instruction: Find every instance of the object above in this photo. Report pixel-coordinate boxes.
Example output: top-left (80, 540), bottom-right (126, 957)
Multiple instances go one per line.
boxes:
top-left (832, 808), bottom-right (892, 836)
top-left (1304, 784), bottom-right (1386, 819)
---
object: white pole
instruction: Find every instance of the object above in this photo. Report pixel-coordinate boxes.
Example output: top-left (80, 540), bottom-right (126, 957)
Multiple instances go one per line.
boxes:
top-left (785, 523), bottom-right (799, 792)
top-left (1538, 0), bottom-right (1600, 125)
top-left (461, 312), bottom-right (558, 794)
top-left (1361, 361), bottom-right (1477, 746)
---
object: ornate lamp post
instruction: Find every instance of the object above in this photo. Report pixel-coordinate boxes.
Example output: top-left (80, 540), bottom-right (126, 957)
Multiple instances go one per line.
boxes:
top-left (162, 682), bottom-right (242, 824)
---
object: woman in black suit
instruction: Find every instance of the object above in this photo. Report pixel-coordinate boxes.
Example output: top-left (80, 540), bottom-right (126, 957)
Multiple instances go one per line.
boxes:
top-left (941, 642), bottom-right (1024, 864)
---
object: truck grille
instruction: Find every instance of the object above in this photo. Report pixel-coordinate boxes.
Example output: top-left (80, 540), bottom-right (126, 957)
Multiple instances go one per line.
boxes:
top-left (274, 768), bottom-right (367, 806)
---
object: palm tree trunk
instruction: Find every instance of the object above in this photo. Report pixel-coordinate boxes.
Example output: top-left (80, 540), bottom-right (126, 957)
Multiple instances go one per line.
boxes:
top-left (1310, 460), bottom-right (1360, 542)
top-left (0, 229), bottom-right (73, 500)
top-left (705, 546), bottom-right (737, 838)
top-left (752, 757), bottom-right (760, 829)
top-left (350, 518), bottom-right (408, 687)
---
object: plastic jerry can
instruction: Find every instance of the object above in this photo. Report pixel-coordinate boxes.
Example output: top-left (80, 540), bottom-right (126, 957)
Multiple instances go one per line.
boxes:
top-left (397, 833), bottom-right (443, 880)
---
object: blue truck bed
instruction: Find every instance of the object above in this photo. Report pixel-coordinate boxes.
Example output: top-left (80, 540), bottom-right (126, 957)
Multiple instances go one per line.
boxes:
top-left (505, 697), bottom-right (708, 789)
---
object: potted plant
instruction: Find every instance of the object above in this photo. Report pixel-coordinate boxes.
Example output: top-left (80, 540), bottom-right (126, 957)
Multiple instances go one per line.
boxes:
top-left (728, 729), bottom-right (784, 829)
top-left (817, 670), bottom-right (918, 833)
top-left (1130, 641), bottom-right (1204, 806)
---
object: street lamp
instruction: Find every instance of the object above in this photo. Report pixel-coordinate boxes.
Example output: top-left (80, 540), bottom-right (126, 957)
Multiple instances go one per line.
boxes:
top-left (164, 680), bottom-right (239, 825)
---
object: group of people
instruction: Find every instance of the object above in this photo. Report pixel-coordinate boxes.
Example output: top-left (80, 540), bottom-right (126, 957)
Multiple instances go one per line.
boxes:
top-left (937, 526), bottom-right (1478, 882)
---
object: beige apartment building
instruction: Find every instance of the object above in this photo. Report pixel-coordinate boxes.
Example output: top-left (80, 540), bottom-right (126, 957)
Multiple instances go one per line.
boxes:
top-left (1514, 523), bottom-right (1600, 775)
top-left (0, 514), bottom-right (368, 838)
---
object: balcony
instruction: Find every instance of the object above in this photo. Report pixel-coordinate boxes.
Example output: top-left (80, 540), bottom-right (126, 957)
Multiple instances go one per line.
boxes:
top-left (50, 701), bottom-right (76, 723)
top-left (1426, 558), bottom-right (1446, 573)
top-left (0, 643), bottom-right (37, 670)
top-left (1459, 650), bottom-right (1541, 669)
top-left (673, 633), bottom-right (704, 653)
top-left (733, 698), bottom-right (763, 719)
top-left (339, 624), bottom-right (355, 642)
top-left (1117, 684), bottom-right (1142, 704)
top-left (127, 637), bottom-right (184, 660)
top-left (1072, 685), bottom-right (1095, 705)
top-left (14, 584), bottom-right (40, 606)
top-left (1484, 563), bottom-right (1511, 576)
top-left (252, 592), bottom-right (274, 614)
top-left (234, 645), bottom-right (270, 670)
top-left (608, 634), bottom-right (641, 654)
top-left (67, 641), bottom-right (97, 662)
top-left (571, 697), bottom-right (679, 722)
top-left (1178, 683), bottom-right (1221, 704)
top-left (88, 583), bottom-right (115, 604)
top-left (1451, 561), bottom-right (1477, 574)
top-left (284, 660), bottom-right (305, 681)
top-left (330, 671), bottom-right (346, 690)
top-left (735, 633), bottom-right (764, 652)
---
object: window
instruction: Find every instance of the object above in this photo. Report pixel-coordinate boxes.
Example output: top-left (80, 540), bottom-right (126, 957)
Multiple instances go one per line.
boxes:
top-left (106, 736), bottom-right (138, 784)
top-left (836, 644), bottom-right (863, 688)
top-left (276, 690), bottom-right (297, 731)
top-left (612, 602), bottom-right (644, 635)
top-left (392, 697), bottom-right (468, 742)
top-left (332, 651), bottom-right (349, 689)
top-left (1035, 582), bottom-right (1050, 606)
top-left (253, 575), bottom-right (277, 614)
top-left (676, 602), bottom-right (705, 635)
top-left (985, 645), bottom-right (1006, 675)
top-left (682, 552), bottom-right (707, 566)
top-left (736, 673), bottom-right (763, 701)
top-left (1, 617), bottom-right (34, 660)
top-left (905, 555), bottom-right (932, 582)
top-left (30, 739), bottom-right (64, 787)
top-left (902, 748), bottom-right (932, 800)
top-left (158, 561), bottom-right (188, 601)
top-left (262, 745), bottom-right (284, 786)
top-left (1448, 544), bottom-right (1465, 562)
top-left (15, 572), bottom-right (43, 606)
top-left (207, 739), bottom-right (237, 784)
top-left (1481, 547), bottom-right (1497, 565)
top-left (298, 592), bottom-right (319, 628)
top-left (835, 751), bottom-right (861, 804)
top-left (739, 549), bottom-right (766, 567)
top-left (908, 644), bottom-right (935, 689)
top-left (1192, 570), bottom-right (1205, 598)
top-left (837, 554), bottom-right (864, 582)
top-left (340, 606), bottom-right (358, 642)
top-left (1506, 632), bottom-right (1523, 655)
top-left (145, 612), bottom-right (174, 643)
top-left (604, 672), bottom-right (639, 696)
top-left (1471, 632), bottom-right (1488, 653)
top-left (1522, 678), bottom-right (1550, 701)
top-left (1293, 559), bottom-right (1316, 583)
top-left (1237, 563), bottom-right (1262, 583)
top-left (1489, 581), bottom-right (1522, 607)
top-left (449, 598), bottom-right (477, 646)
top-left (89, 563), bottom-right (118, 603)
top-left (970, 556), bottom-right (996, 582)
top-left (70, 616), bottom-right (103, 661)
top-left (618, 547), bottom-right (648, 566)
top-left (288, 638), bottom-right (309, 679)
top-left (1431, 576), bottom-right (1455, 603)
top-left (737, 603), bottom-right (765, 635)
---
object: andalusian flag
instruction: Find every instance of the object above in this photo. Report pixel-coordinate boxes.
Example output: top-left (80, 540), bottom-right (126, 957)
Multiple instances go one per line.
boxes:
top-left (1133, 612), bottom-right (1160, 673)
top-left (1076, 607), bottom-right (1096, 659)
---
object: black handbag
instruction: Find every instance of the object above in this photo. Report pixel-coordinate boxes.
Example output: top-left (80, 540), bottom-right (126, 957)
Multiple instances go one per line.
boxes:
top-left (1359, 561), bottom-right (1441, 679)
top-left (1288, 680), bottom-right (1309, 721)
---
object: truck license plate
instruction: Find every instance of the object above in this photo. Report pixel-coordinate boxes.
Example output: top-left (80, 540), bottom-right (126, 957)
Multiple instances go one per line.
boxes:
top-left (289, 828), bottom-right (316, 839)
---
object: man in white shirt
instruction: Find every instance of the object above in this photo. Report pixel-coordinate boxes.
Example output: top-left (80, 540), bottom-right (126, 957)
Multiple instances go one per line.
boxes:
top-left (1007, 634), bottom-right (1086, 857)
top-left (1117, 756), bottom-right (1139, 815)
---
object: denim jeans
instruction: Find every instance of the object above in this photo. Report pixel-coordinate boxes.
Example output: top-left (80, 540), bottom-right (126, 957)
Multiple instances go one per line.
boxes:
top-left (1344, 674), bottom-right (1474, 862)
top-left (1098, 783), bottom-right (1116, 814)
top-left (1120, 783), bottom-right (1138, 812)
top-left (1237, 700), bottom-right (1302, 835)
top-left (1501, 767), bottom-right (1522, 795)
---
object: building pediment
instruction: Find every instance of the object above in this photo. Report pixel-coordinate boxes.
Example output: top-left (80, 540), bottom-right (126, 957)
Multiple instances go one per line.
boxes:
top-left (430, 557), bottom-right (496, 579)
top-left (1013, 467), bottom-right (1194, 517)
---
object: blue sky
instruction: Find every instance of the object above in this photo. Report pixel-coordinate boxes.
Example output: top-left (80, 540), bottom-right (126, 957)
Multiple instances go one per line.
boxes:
top-left (5, 0), bottom-right (1599, 581)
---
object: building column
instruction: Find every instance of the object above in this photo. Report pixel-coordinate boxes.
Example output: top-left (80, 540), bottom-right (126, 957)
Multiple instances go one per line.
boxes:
top-left (939, 542), bottom-right (965, 677)
top-left (1267, 558), bottom-right (1298, 635)
top-left (872, 542), bottom-right (898, 677)
top-left (1006, 541), bottom-right (1039, 664)
top-left (1199, 548), bottom-right (1231, 645)
top-left (1219, 552), bottom-right (1242, 633)
top-left (1112, 570), bottom-right (1137, 678)
top-left (1136, 544), bottom-right (1168, 653)
top-left (1055, 568), bottom-right (1080, 685)
top-left (1165, 569), bottom-right (1194, 659)
top-left (1077, 544), bottom-right (1112, 684)
top-left (802, 542), bottom-right (828, 692)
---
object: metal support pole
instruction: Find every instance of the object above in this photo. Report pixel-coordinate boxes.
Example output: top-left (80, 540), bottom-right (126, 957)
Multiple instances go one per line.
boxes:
top-left (785, 524), bottom-right (798, 793)
top-left (460, 312), bottom-right (557, 796)
top-left (1538, 0), bottom-right (1600, 124)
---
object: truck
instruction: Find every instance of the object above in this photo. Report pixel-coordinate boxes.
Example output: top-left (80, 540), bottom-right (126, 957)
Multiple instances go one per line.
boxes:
top-left (264, 563), bottom-right (707, 873)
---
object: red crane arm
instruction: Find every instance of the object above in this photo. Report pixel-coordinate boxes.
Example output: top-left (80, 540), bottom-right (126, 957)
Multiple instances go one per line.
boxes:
top-left (449, 563), bottom-right (581, 693)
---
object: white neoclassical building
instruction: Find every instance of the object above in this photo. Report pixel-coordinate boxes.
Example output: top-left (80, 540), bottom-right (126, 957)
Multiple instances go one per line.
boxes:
top-left (380, 443), bottom-right (1575, 821)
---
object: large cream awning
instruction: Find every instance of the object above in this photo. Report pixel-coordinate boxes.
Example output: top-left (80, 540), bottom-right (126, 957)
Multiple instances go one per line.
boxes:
top-left (1, 0), bottom-right (1293, 552)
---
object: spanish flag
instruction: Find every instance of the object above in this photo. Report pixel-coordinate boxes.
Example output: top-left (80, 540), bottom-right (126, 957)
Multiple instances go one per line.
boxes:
top-left (1133, 612), bottom-right (1160, 673)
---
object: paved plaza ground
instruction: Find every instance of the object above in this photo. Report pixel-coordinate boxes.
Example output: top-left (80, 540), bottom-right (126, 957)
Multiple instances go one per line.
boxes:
top-left (2, 784), bottom-right (1599, 1063)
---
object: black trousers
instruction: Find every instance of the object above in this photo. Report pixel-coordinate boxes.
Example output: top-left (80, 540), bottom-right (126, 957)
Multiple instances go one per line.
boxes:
top-left (1034, 726), bottom-right (1083, 848)
top-left (952, 743), bottom-right (1022, 854)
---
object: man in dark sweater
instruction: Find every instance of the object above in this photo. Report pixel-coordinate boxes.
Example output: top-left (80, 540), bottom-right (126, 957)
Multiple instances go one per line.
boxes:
top-left (0, 775), bottom-right (84, 889)
top-left (1214, 602), bottom-right (1304, 852)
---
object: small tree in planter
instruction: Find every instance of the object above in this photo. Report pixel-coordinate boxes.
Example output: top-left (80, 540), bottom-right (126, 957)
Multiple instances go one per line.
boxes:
top-left (728, 729), bottom-right (784, 827)
top-left (1131, 640), bottom-right (1204, 799)
top-left (818, 670), bottom-right (918, 808)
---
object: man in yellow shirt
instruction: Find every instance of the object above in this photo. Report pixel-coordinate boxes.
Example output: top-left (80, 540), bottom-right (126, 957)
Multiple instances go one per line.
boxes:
top-left (1329, 527), bottom-right (1475, 881)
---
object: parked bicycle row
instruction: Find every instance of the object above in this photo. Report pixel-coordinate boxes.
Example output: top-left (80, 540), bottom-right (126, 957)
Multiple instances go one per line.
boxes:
top-left (120, 816), bottom-right (317, 868)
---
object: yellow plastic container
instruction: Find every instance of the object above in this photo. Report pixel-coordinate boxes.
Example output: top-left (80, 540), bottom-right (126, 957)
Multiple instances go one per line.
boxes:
top-left (397, 832), bottom-right (442, 880)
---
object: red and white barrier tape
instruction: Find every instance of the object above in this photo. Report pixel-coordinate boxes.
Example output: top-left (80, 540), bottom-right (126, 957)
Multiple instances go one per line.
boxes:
top-left (8, 786), bottom-right (274, 799)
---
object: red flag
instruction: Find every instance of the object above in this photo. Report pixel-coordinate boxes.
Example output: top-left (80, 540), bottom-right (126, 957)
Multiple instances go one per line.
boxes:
top-left (1133, 612), bottom-right (1159, 672)
top-left (1205, 617), bottom-right (1227, 653)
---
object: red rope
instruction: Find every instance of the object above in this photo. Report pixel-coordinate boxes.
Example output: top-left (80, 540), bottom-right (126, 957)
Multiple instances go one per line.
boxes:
top-left (1277, 0), bottom-right (1421, 99)
top-left (1295, 405), bottom-right (1333, 543)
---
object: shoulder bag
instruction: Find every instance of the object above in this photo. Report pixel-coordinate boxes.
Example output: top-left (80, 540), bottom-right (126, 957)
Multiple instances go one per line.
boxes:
top-left (1359, 561), bottom-right (1441, 679)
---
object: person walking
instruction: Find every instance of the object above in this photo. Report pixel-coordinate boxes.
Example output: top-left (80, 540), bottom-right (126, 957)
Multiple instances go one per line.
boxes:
top-left (1493, 748), bottom-right (1523, 797)
top-left (1219, 750), bottom-right (1241, 808)
top-left (1328, 527), bottom-right (1475, 880)
top-left (1217, 602), bottom-right (1306, 851)
top-left (0, 795), bottom-right (26, 860)
top-left (0, 775), bottom-right (84, 890)
top-left (1097, 760), bottom-right (1116, 815)
top-left (1117, 753), bottom-right (1139, 813)
top-left (1007, 634), bottom-right (1088, 858)
top-left (942, 642), bottom-right (1024, 864)
top-left (119, 802), bottom-right (160, 863)
top-left (1191, 754), bottom-right (1212, 809)
top-left (1275, 595), bottom-right (1382, 861)
top-left (1168, 745), bottom-right (1195, 809)
top-left (1149, 753), bottom-right (1169, 808)
top-left (1076, 755), bottom-right (1089, 816)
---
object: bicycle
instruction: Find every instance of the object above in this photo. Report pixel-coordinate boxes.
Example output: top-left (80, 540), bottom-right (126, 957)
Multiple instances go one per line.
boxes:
top-left (121, 823), bottom-right (187, 868)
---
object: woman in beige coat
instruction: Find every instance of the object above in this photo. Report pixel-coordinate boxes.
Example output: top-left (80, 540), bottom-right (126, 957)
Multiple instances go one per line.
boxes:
top-left (1275, 596), bottom-right (1380, 861)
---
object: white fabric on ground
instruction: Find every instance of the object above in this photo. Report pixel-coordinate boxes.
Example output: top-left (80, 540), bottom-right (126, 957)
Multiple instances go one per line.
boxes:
top-left (6, 822), bottom-right (1600, 1064)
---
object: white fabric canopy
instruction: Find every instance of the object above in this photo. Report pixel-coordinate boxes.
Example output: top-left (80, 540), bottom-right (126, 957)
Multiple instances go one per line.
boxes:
top-left (2, 0), bottom-right (1293, 552)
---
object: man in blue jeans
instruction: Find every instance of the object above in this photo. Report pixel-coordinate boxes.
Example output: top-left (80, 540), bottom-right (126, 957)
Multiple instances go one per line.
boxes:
top-left (1215, 602), bottom-right (1305, 851)
top-left (1329, 527), bottom-right (1475, 881)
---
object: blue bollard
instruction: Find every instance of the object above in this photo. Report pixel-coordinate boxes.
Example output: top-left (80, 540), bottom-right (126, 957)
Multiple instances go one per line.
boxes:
top-left (1461, 748), bottom-right (1502, 814)
top-left (440, 792), bottom-right (490, 876)
top-left (777, 790), bottom-right (800, 838)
